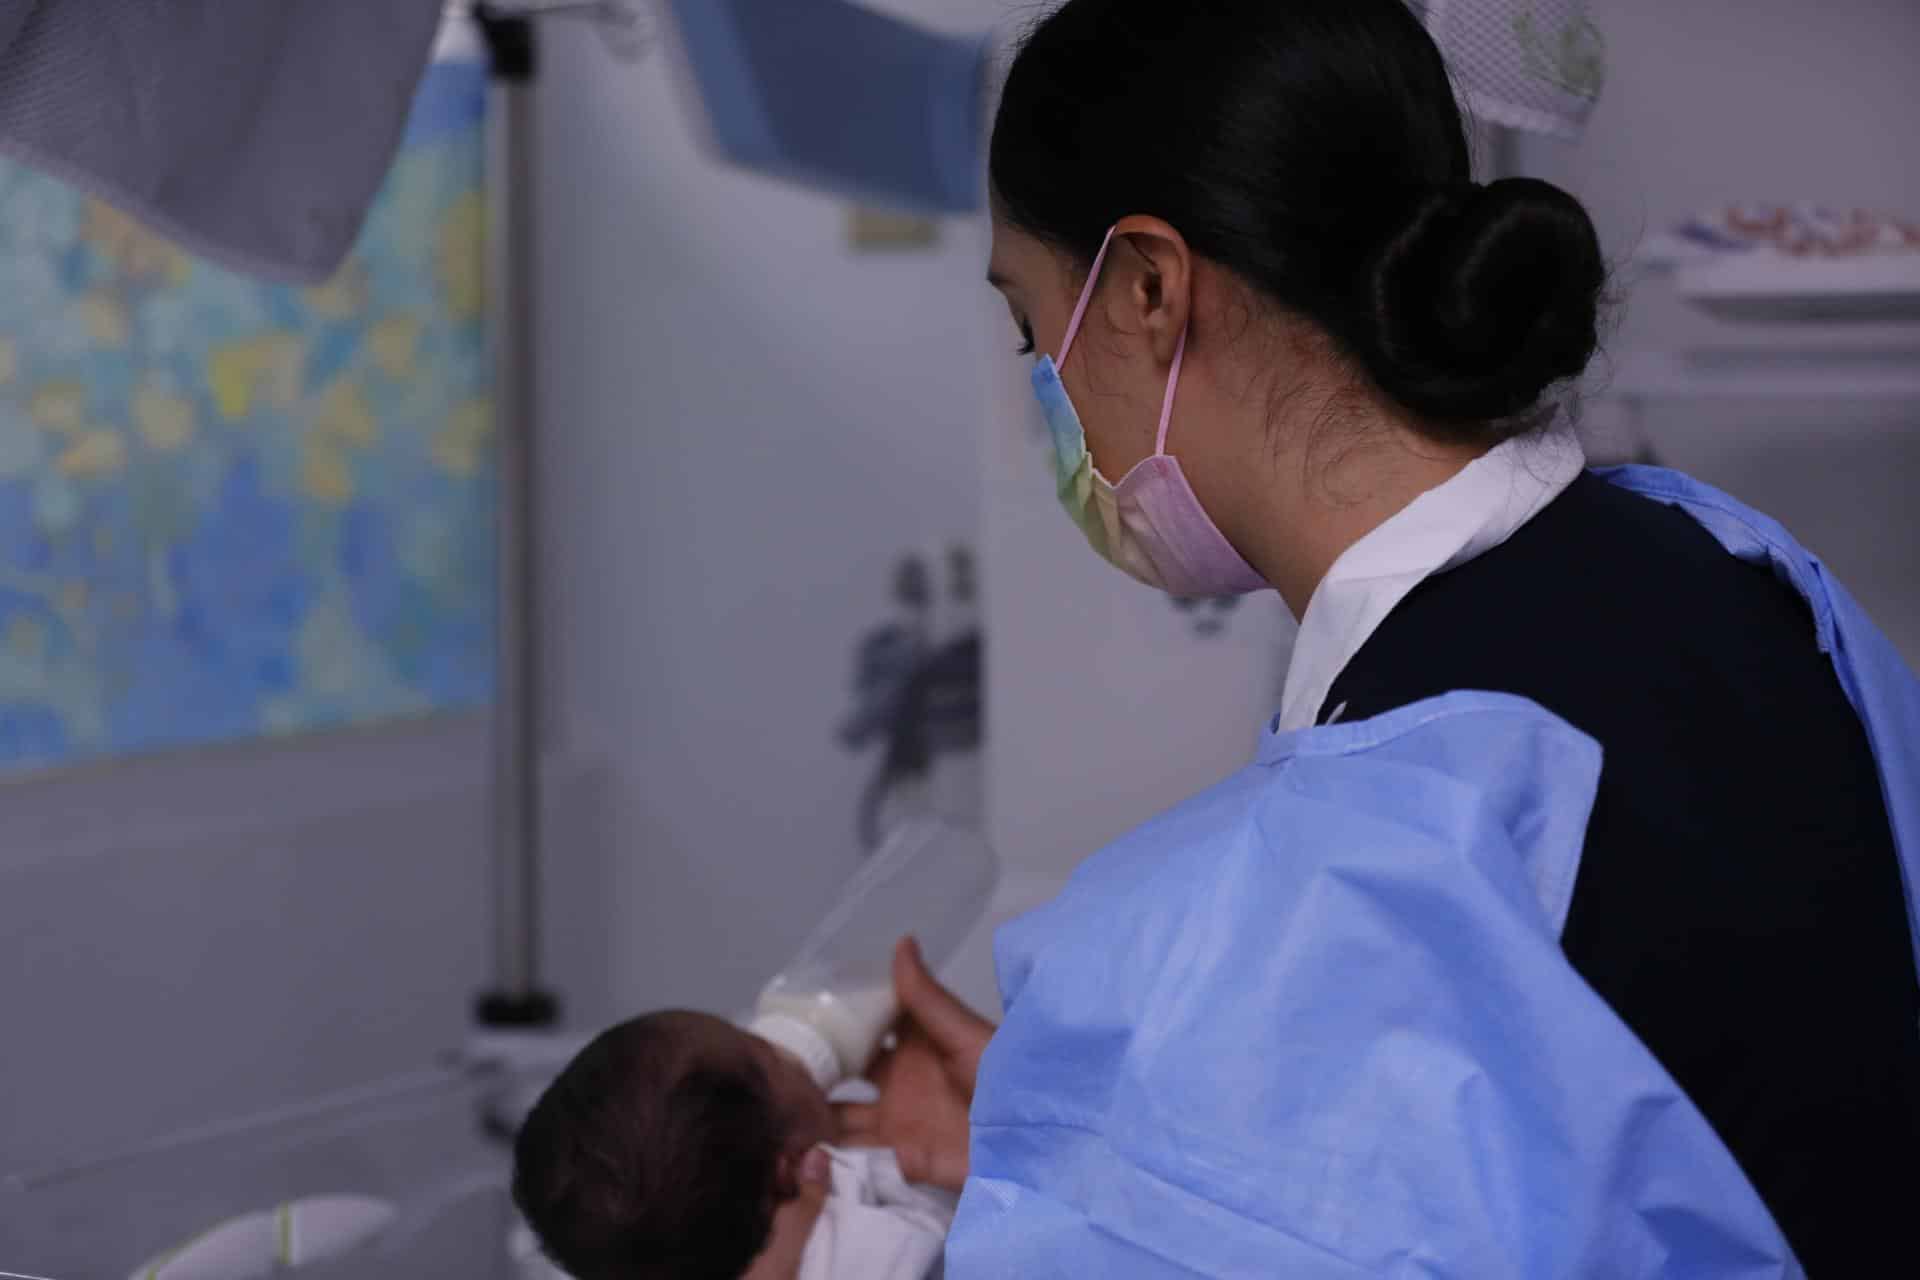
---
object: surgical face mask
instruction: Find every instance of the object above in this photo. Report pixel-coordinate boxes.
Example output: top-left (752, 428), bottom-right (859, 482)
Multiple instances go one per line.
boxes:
top-left (1030, 227), bottom-right (1267, 598)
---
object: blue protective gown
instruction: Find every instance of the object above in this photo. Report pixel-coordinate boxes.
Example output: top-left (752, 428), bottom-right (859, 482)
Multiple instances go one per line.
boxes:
top-left (945, 468), bottom-right (1920, 1278)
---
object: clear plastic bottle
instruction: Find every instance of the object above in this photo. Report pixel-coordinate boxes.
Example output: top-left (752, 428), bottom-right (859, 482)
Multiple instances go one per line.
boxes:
top-left (746, 817), bottom-right (999, 1088)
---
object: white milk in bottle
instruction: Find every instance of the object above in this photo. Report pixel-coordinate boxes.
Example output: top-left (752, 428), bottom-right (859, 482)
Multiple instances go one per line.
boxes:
top-left (744, 818), bottom-right (998, 1089)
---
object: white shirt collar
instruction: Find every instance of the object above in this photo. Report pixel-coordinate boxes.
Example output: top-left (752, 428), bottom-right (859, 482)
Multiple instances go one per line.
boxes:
top-left (1276, 429), bottom-right (1587, 732)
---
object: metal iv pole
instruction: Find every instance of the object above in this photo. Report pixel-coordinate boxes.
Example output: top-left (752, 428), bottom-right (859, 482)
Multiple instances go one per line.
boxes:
top-left (460, 0), bottom-right (985, 1041)
top-left (474, 2), bottom-right (556, 1033)
top-left (466, 0), bottom-right (646, 1043)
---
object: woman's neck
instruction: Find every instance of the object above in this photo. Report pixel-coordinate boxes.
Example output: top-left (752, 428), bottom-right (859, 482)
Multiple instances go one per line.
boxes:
top-left (1223, 391), bottom-right (1484, 619)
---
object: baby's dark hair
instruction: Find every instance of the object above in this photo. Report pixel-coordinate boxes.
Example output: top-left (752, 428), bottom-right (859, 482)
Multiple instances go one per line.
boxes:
top-left (512, 1011), bottom-right (789, 1280)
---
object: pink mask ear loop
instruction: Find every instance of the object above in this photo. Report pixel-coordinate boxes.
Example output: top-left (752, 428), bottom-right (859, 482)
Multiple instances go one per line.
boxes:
top-left (1154, 327), bottom-right (1187, 457)
top-left (1056, 225), bottom-right (1118, 369)
top-left (1059, 227), bottom-right (1187, 461)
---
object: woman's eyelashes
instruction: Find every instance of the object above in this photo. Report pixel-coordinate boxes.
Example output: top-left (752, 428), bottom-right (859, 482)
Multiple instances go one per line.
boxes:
top-left (1015, 319), bottom-right (1036, 356)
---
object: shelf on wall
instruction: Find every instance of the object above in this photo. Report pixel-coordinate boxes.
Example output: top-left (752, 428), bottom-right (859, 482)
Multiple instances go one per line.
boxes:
top-left (1665, 255), bottom-right (1920, 324)
top-left (1605, 347), bottom-right (1920, 401)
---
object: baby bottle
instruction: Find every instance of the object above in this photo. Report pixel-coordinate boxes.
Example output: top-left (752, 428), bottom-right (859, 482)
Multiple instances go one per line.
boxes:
top-left (746, 817), bottom-right (999, 1089)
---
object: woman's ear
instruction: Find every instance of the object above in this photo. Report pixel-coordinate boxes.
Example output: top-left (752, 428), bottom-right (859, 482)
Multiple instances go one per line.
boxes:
top-left (1110, 215), bottom-right (1194, 365)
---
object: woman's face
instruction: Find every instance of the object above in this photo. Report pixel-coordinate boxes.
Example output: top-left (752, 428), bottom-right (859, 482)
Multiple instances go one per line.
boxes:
top-left (987, 217), bottom-right (1166, 482)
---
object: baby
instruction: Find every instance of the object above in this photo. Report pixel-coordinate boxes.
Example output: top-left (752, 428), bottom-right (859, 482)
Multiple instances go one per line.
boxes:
top-left (512, 1011), bottom-right (953, 1280)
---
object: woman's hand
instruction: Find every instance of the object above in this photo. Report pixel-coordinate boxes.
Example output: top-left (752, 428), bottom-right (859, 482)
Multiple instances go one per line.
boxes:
top-left (835, 937), bottom-right (996, 1192)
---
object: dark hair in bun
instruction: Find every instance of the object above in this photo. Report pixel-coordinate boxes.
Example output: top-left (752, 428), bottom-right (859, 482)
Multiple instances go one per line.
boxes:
top-left (1358, 178), bottom-right (1606, 434)
top-left (990, 0), bottom-right (1608, 447)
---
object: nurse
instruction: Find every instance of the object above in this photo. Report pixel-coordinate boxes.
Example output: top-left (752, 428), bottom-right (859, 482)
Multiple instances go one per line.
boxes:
top-left (836, 0), bottom-right (1920, 1275)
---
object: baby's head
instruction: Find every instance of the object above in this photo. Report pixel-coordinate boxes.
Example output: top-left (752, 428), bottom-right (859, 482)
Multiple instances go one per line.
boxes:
top-left (512, 1010), bottom-right (834, 1280)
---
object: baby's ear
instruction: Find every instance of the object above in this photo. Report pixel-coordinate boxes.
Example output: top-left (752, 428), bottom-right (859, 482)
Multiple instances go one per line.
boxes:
top-left (797, 1146), bottom-right (831, 1187)
top-left (772, 1145), bottom-right (832, 1200)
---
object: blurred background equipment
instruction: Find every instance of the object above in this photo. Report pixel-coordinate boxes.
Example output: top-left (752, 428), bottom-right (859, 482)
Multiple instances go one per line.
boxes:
top-left (839, 546), bottom-right (983, 851)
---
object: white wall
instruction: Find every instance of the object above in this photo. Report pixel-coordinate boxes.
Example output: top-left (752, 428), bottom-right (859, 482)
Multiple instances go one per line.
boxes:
top-left (0, 715), bottom-right (609, 1179)
top-left (530, 0), bottom-right (1297, 1025)
top-left (1525, 0), bottom-right (1920, 660)
top-left (530, 1), bottom-right (1006, 1023)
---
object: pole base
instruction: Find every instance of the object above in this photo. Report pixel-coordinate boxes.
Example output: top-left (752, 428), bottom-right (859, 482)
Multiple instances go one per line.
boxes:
top-left (475, 989), bottom-right (562, 1029)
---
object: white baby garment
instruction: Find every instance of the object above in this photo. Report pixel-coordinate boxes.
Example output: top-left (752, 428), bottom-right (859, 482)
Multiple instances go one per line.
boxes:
top-left (798, 1146), bottom-right (955, 1280)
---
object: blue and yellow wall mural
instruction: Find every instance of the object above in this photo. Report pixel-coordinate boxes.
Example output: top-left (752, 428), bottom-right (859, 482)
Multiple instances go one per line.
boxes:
top-left (0, 57), bottom-right (494, 770)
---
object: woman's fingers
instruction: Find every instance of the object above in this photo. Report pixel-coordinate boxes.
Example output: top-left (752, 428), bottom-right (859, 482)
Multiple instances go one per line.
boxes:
top-left (892, 936), bottom-right (996, 1074)
top-left (891, 1139), bottom-right (935, 1187)
top-left (893, 1137), bottom-right (970, 1195)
